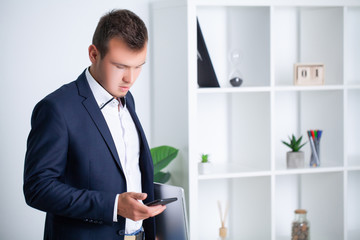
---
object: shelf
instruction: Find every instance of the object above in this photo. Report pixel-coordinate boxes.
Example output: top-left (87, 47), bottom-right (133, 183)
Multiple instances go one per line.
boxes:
top-left (197, 85), bottom-right (347, 93)
top-left (197, 86), bottom-right (271, 93)
top-left (346, 85), bottom-right (360, 90)
top-left (151, 2), bottom-right (360, 240)
top-left (198, 163), bottom-right (271, 180)
top-left (275, 166), bottom-right (344, 175)
top-left (274, 85), bottom-right (344, 91)
top-left (347, 165), bottom-right (360, 172)
top-left (198, 164), bottom-right (345, 180)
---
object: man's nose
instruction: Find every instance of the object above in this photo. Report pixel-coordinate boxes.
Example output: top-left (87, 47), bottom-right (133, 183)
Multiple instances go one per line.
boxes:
top-left (123, 68), bottom-right (135, 83)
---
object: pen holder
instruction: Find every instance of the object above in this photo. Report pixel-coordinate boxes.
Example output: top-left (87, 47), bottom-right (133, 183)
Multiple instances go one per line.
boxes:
top-left (310, 143), bottom-right (320, 167)
top-left (308, 130), bottom-right (322, 167)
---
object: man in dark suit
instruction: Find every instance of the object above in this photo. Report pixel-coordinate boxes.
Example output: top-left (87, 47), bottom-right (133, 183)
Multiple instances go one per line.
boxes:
top-left (23, 9), bottom-right (165, 240)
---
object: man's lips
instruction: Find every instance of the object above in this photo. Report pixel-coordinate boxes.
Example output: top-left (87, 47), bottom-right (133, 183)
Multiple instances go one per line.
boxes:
top-left (119, 86), bottom-right (129, 91)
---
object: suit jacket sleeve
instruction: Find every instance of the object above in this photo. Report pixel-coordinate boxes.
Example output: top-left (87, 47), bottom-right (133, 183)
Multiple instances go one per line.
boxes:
top-left (23, 99), bottom-right (116, 225)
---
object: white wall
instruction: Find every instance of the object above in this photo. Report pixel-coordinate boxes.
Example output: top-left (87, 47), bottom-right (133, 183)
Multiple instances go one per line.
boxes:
top-left (0, 0), bottom-right (152, 239)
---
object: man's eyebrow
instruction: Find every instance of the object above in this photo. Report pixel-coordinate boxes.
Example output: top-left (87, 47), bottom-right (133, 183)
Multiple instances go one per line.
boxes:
top-left (111, 61), bottom-right (146, 68)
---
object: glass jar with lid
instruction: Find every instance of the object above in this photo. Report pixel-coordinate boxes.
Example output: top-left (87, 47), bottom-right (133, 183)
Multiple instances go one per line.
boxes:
top-left (291, 209), bottom-right (310, 240)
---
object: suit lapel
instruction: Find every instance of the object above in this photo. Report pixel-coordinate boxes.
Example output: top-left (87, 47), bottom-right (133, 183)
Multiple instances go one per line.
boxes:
top-left (125, 94), bottom-right (151, 159)
top-left (75, 71), bottom-right (124, 174)
top-left (126, 93), bottom-right (154, 196)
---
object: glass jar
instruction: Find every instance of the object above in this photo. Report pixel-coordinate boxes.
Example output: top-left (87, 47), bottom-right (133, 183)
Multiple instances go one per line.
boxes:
top-left (291, 209), bottom-right (310, 240)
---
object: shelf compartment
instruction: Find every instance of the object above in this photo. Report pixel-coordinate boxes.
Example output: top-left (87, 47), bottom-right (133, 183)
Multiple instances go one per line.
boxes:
top-left (197, 92), bottom-right (271, 171)
top-left (347, 170), bottom-right (360, 240)
top-left (229, 92), bottom-right (271, 170)
top-left (275, 172), bottom-right (344, 240)
top-left (198, 177), bottom-right (271, 240)
top-left (347, 89), bottom-right (360, 167)
top-left (345, 7), bottom-right (360, 85)
top-left (275, 90), bottom-right (344, 170)
top-left (274, 7), bottom-right (344, 86)
top-left (230, 176), bottom-right (271, 240)
top-left (197, 6), bottom-right (270, 88)
top-left (198, 179), bottom-right (230, 240)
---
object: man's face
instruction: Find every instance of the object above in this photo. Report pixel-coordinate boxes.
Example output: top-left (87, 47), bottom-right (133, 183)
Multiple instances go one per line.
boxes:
top-left (89, 38), bottom-right (147, 98)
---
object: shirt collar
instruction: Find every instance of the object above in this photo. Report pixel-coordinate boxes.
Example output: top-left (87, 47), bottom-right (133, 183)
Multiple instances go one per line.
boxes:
top-left (86, 67), bottom-right (126, 109)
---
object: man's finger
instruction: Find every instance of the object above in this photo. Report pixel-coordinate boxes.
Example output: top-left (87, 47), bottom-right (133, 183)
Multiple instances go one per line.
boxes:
top-left (148, 205), bottom-right (166, 217)
top-left (130, 192), bottom-right (147, 200)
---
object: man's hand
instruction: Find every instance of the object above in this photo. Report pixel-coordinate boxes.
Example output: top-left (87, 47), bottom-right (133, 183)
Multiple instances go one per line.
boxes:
top-left (117, 192), bottom-right (166, 221)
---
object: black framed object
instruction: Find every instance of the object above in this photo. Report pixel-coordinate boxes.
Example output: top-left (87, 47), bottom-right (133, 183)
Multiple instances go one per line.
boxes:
top-left (197, 18), bottom-right (220, 88)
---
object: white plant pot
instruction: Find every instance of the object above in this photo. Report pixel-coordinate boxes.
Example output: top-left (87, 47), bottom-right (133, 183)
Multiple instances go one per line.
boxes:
top-left (286, 151), bottom-right (305, 169)
top-left (198, 162), bottom-right (212, 174)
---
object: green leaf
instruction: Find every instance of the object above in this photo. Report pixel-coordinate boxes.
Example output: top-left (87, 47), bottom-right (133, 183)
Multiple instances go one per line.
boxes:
top-left (154, 171), bottom-right (171, 183)
top-left (297, 142), bottom-right (307, 151)
top-left (151, 145), bottom-right (179, 175)
top-left (295, 136), bottom-right (303, 147)
top-left (282, 141), bottom-right (292, 149)
top-left (201, 154), bottom-right (208, 163)
top-left (282, 134), bottom-right (306, 151)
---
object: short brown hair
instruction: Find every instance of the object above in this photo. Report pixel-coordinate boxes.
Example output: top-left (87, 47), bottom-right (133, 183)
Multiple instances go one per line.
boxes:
top-left (92, 9), bottom-right (148, 58)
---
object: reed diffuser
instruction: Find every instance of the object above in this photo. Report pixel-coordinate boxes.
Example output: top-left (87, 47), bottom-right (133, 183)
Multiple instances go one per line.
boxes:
top-left (218, 201), bottom-right (229, 240)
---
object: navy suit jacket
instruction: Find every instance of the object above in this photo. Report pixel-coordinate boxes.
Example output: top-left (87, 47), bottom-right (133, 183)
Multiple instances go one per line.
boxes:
top-left (24, 70), bottom-right (155, 240)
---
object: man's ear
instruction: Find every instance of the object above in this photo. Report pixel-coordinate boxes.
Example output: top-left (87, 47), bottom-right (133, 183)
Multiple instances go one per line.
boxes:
top-left (88, 44), bottom-right (99, 63)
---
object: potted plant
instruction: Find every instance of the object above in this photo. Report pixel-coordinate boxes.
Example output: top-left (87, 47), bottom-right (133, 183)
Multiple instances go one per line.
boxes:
top-left (198, 153), bottom-right (212, 174)
top-left (282, 134), bottom-right (307, 169)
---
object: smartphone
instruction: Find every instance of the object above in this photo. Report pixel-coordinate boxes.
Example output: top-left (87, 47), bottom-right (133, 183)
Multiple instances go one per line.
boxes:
top-left (145, 197), bottom-right (177, 206)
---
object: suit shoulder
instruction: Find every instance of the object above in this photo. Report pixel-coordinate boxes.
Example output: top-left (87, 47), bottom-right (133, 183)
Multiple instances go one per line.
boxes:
top-left (44, 81), bottom-right (78, 102)
top-left (31, 81), bottom-right (77, 116)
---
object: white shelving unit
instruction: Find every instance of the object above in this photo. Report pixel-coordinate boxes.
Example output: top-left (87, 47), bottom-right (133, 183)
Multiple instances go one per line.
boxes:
top-left (150, 1), bottom-right (360, 239)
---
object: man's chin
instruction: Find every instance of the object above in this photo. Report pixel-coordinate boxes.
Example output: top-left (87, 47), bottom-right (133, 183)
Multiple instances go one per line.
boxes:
top-left (116, 91), bottom-right (128, 98)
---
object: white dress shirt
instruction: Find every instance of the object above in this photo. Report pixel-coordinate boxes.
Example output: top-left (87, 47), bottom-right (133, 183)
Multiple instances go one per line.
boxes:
top-left (86, 68), bottom-right (142, 234)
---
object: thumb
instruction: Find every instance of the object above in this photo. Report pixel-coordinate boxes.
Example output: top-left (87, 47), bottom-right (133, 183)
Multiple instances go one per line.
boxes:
top-left (131, 192), bottom-right (147, 200)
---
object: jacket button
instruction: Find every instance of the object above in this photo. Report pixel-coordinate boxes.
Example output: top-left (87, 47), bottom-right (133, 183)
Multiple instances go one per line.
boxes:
top-left (118, 230), bottom-right (125, 235)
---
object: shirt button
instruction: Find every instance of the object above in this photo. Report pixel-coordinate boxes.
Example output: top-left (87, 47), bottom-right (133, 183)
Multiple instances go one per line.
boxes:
top-left (118, 230), bottom-right (125, 236)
